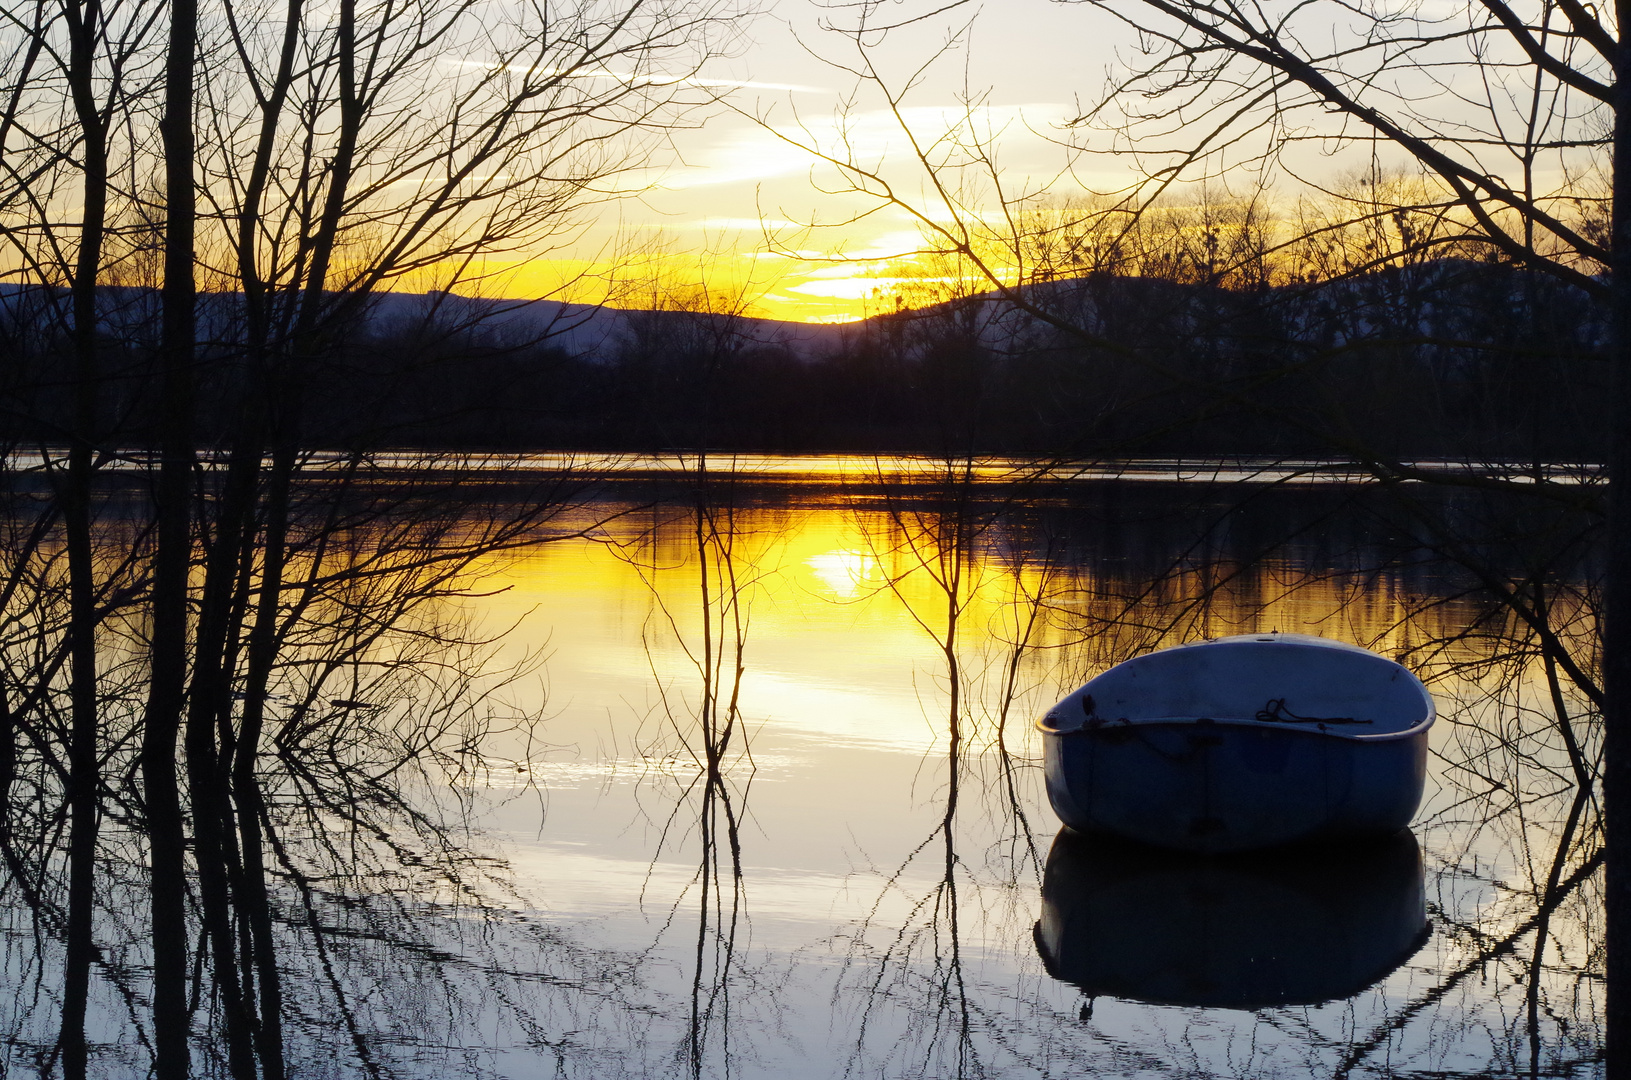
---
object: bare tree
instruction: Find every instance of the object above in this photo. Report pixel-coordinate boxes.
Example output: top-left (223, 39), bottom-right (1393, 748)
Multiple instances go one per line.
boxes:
top-left (768, 0), bottom-right (1620, 1061)
top-left (0, 0), bottom-right (751, 1070)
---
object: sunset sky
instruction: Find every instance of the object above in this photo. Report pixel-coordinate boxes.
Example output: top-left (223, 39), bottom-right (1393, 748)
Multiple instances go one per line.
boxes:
top-left (497, 0), bottom-right (1122, 323)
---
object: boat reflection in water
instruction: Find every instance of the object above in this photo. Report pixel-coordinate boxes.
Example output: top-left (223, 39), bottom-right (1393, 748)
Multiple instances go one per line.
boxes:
top-left (1035, 827), bottom-right (1430, 1010)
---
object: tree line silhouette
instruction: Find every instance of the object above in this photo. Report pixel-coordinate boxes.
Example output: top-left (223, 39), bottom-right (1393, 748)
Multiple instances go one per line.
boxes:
top-left (3, 250), bottom-right (1608, 461)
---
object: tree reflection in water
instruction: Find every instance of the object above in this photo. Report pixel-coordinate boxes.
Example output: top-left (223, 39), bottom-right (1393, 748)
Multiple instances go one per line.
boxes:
top-left (0, 460), bottom-right (673, 1076)
top-left (818, 469), bottom-right (1603, 1079)
top-left (0, 460), bottom-right (1607, 1077)
top-left (616, 454), bottom-right (766, 1079)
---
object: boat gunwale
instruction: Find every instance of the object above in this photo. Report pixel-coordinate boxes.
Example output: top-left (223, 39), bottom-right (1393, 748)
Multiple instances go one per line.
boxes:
top-left (1038, 634), bottom-right (1436, 743)
top-left (1035, 710), bottom-right (1435, 743)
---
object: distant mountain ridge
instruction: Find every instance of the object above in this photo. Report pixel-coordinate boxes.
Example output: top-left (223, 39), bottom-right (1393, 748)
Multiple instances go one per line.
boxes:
top-left (0, 261), bottom-right (1608, 461)
top-left (0, 281), bottom-right (856, 359)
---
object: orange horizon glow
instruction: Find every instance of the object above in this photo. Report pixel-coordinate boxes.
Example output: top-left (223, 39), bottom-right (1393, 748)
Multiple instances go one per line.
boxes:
top-left (458, 247), bottom-right (978, 324)
top-left (439, 200), bottom-right (1021, 323)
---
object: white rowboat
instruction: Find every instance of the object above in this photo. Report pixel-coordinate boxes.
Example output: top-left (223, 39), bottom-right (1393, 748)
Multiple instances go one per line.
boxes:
top-left (1037, 634), bottom-right (1434, 853)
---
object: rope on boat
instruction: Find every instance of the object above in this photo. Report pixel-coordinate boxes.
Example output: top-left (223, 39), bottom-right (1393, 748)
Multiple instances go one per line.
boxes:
top-left (1253, 698), bottom-right (1371, 725)
top-left (1042, 694), bottom-right (1376, 734)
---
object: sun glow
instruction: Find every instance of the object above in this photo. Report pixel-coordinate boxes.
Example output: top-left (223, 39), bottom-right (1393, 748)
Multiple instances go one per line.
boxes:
top-left (467, 245), bottom-right (973, 323)
top-left (805, 549), bottom-right (881, 599)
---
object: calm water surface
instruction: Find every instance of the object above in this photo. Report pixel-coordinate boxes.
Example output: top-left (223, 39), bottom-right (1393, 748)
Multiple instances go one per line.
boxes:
top-left (353, 459), bottom-right (1599, 1079)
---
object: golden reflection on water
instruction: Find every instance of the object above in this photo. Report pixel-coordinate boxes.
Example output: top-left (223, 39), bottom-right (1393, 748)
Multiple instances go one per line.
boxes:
top-left (473, 488), bottom-right (1501, 764)
top-left (147, 466), bottom-right (1585, 1078)
top-left (442, 476), bottom-right (1599, 1075)
top-left (0, 457), bottom-right (1598, 1076)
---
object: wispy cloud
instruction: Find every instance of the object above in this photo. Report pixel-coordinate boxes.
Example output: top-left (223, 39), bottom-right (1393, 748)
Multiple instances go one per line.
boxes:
top-left (659, 103), bottom-right (1073, 190)
top-left (439, 59), bottom-right (829, 93)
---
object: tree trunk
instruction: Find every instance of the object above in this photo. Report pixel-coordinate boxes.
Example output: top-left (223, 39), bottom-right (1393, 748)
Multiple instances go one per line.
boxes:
top-left (186, 469), bottom-right (259, 1079)
top-left (233, 437), bottom-right (296, 1080)
top-left (143, 0), bottom-right (198, 1068)
top-left (1604, 16), bottom-right (1629, 1077)
top-left (58, 0), bottom-right (108, 1070)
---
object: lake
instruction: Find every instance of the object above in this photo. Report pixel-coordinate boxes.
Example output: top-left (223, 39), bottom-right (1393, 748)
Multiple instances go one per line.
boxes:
top-left (6, 454), bottom-right (1602, 1078)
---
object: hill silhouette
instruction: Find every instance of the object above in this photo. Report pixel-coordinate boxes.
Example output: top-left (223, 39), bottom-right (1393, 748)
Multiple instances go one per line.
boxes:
top-left (0, 259), bottom-right (1606, 461)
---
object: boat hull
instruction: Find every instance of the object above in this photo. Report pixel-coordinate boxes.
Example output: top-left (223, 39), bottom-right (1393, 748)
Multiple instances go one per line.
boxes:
top-left (1043, 719), bottom-right (1428, 853)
